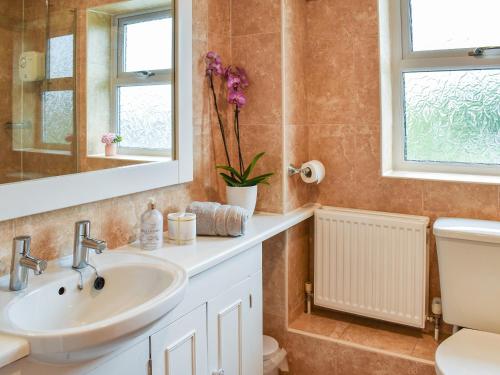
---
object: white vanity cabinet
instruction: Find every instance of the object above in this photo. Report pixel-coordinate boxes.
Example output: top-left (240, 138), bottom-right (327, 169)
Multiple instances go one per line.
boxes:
top-left (0, 245), bottom-right (263, 375)
top-left (150, 261), bottom-right (262, 375)
top-left (150, 303), bottom-right (208, 375)
top-left (207, 272), bottom-right (262, 375)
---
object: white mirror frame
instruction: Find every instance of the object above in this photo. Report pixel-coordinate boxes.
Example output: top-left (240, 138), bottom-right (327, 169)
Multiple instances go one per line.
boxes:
top-left (0, 0), bottom-right (193, 221)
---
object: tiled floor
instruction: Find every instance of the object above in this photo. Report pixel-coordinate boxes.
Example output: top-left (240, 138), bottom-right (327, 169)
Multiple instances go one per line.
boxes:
top-left (289, 309), bottom-right (445, 362)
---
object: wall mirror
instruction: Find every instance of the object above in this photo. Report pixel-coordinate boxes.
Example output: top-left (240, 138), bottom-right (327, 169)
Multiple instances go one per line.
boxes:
top-left (0, 0), bottom-right (193, 221)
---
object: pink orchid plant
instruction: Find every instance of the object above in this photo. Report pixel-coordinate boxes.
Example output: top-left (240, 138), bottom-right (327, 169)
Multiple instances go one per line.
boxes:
top-left (206, 52), bottom-right (273, 187)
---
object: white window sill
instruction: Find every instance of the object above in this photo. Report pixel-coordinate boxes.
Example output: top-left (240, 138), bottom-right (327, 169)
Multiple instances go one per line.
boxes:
top-left (87, 154), bottom-right (172, 163)
top-left (13, 148), bottom-right (71, 156)
top-left (383, 170), bottom-right (500, 185)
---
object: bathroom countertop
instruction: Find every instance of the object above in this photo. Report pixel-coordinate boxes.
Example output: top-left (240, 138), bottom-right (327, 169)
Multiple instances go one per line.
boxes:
top-left (0, 334), bottom-right (30, 368)
top-left (122, 203), bottom-right (319, 277)
top-left (0, 203), bottom-right (318, 367)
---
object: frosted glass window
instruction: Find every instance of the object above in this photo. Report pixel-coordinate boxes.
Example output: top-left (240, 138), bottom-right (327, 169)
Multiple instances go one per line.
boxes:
top-left (123, 17), bottom-right (172, 72)
top-left (48, 35), bottom-right (74, 78)
top-left (410, 0), bottom-right (500, 52)
top-left (404, 70), bottom-right (500, 164)
top-left (118, 85), bottom-right (172, 150)
top-left (42, 91), bottom-right (74, 144)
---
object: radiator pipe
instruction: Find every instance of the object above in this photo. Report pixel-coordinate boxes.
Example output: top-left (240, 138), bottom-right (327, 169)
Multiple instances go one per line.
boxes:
top-left (305, 282), bottom-right (313, 314)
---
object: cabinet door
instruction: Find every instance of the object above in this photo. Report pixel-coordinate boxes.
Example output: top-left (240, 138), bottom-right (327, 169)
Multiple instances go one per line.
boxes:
top-left (86, 339), bottom-right (150, 375)
top-left (207, 271), bottom-right (263, 375)
top-left (150, 304), bottom-right (208, 375)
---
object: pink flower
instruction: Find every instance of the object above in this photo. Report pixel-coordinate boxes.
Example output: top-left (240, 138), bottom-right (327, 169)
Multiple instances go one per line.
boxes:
top-left (224, 66), bottom-right (249, 90)
top-left (228, 89), bottom-right (246, 108)
top-left (205, 51), bottom-right (223, 76)
top-left (101, 133), bottom-right (117, 145)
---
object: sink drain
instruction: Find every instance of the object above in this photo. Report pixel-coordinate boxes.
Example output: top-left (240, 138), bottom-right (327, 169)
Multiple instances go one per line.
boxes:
top-left (94, 276), bottom-right (105, 290)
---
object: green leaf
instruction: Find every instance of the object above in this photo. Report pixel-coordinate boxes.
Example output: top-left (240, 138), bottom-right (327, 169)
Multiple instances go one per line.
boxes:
top-left (240, 172), bottom-right (274, 187)
top-left (219, 173), bottom-right (241, 187)
top-left (216, 165), bottom-right (243, 182)
top-left (241, 152), bottom-right (265, 181)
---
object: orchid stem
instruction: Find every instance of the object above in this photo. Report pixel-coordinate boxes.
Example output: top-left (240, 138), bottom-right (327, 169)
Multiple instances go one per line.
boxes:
top-left (234, 107), bottom-right (244, 174)
top-left (209, 73), bottom-right (233, 176)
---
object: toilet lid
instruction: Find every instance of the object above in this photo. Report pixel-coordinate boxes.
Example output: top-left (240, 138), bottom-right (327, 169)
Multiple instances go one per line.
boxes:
top-left (436, 329), bottom-right (500, 375)
top-left (263, 335), bottom-right (279, 361)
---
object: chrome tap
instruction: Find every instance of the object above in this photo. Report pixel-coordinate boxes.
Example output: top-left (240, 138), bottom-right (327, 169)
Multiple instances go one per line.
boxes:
top-left (72, 220), bottom-right (107, 269)
top-left (9, 236), bottom-right (47, 291)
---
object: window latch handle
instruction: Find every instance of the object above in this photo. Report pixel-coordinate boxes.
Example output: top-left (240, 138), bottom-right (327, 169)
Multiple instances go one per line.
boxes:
top-left (136, 70), bottom-right (155, 78)
top-left (468, 46), bottom-right (500, 57)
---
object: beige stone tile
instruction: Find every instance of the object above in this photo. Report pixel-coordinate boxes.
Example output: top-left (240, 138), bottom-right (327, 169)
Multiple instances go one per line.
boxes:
top-left (412, 333), bottom-right (439, 362)
top-left (192, 0), bottom-right (208, 41)
top-left (0, 220), bottom-right (15, 276)
top-left (231, 33), bottom-right (282, 127)
top-left (263, 233), bottom-right (287, 318)
top-left (263, 312), bottom-right (287, 347)
top-left (423, 181), bottom-right (498, 220)
top-left (208, 0), bottom-right (230, 36)
top-left (308, 125), bottom-right (357, 208)
top-left (286, 331), bottom-right (338, 374)
top-left (305, 39), bottom-right (356, 125)
top-left (230, 0), bottom-right (281, 36)
top-left (337, 344), bottom-right (432, 375)
top-left (287, 221), bottom-right (311, 318)
top-left (340, 321), bottom-right (419, 356)
top-left (290, 313), bottom-right (349, 339)
top-left (353, 35), bottom-right (381, 126)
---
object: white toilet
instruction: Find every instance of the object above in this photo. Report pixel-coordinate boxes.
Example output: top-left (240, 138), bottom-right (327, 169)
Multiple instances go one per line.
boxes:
top-left (434, 218), bottom-right (500, 375)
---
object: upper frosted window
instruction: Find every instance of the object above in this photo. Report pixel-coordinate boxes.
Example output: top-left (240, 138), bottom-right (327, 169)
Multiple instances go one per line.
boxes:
top-left (404, 70), bottom-right (500, 164)
top-left (48, 35), bottom-right (74, 78)
top-left (123, 17), bottom-right (172, 72)
top-left (410, 0), bottom-right (500, 51)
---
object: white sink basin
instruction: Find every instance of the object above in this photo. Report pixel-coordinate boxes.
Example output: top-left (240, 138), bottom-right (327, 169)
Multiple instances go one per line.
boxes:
top-left (0, 251), bottom-right (187, 363)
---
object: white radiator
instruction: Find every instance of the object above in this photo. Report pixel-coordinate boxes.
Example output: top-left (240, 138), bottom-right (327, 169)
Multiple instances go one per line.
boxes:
top-left (314, 207), bottom-right (429, 328)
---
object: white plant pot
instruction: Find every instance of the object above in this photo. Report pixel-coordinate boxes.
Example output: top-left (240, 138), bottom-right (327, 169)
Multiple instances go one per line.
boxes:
top-left (226, 185), bottom-right (258, 216)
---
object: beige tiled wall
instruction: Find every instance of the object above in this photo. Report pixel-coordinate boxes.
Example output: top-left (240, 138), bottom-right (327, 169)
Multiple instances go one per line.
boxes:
top-left (230, 0), bottom-right (284, 213)
top-left (283, 0), bottom-right (310, 212)
top-left (304, 0), bottom-right (500, 311)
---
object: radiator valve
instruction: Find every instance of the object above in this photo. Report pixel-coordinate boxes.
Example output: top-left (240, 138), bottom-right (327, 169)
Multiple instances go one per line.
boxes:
top-left (427, 297), bottom-right (442, 341)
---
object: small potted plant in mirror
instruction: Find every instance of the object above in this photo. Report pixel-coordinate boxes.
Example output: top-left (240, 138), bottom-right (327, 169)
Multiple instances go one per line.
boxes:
top-left (206, 52), bottom-right (273, 216)
top-left (101, 133), bottom-right (123, 157)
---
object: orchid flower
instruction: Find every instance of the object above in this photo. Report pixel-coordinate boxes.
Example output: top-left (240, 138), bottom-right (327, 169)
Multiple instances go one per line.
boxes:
top-left (228, 89), bottom-right (247, 108)
top-left (205, 51), bottom-right (223, 76)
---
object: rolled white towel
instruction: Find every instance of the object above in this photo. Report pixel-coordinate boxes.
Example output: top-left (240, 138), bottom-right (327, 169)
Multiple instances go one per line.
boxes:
top-left (186, 201), bottom-right (249, 237)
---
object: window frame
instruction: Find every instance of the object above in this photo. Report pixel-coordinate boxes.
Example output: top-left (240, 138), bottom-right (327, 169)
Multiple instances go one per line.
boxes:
top-left (111, 9), bottom-right (174, 157)
top-left (380, 0), bottom-right (500, 182)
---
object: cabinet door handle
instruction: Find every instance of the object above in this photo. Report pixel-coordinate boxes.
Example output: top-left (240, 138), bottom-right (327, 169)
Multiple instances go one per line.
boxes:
top-left (212, 369), bottom-right (225, 375)
top-left (249, 293), bottom-right (253, 308)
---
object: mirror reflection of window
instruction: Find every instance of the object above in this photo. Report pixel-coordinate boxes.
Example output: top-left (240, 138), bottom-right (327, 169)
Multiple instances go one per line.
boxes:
top-left (114, 11), bottom-right (174, 157)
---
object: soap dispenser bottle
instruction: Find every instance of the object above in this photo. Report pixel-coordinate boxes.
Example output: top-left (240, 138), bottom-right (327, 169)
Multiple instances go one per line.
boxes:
top-left (140, 198), bottom-right (164, 250)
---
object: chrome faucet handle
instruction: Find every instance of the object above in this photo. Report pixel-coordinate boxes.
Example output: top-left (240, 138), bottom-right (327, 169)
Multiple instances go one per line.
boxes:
top-left (81, 237), bottom-right (107, 253)
top-left (9, 236), bottom-right (47, 291)
top-left (20, 255), bottom-right (47, 275)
